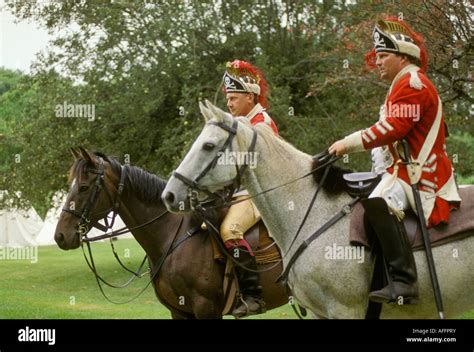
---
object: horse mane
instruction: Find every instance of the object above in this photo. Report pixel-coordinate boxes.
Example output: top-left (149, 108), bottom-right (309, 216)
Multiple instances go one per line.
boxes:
top-left (236, 117), bottom-right (311, 164)
top-left (68, 151), bottom-right (167, 204)
top-left (311, 157), bottom-right (353, 195)
top-left (125, 164), bottom-right (168, 204)
top-left (96, 152), bottom-right (168, 203)
top-left (235, 118), bottom-right (352, 195)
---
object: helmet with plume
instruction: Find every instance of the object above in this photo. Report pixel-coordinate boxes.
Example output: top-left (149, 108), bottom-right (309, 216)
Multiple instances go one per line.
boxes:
top-left (222, 59), bottom-right (269, 108)
top-left (365, 18), bottom-right (428, 71)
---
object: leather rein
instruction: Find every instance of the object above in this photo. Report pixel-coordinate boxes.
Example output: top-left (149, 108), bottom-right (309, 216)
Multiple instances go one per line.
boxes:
top-left (61, 156), bottom-right (185, 304)
top-left (169, 119), bottom-right (362, 319)
top-left (169, 119), bottom-right (346, 276)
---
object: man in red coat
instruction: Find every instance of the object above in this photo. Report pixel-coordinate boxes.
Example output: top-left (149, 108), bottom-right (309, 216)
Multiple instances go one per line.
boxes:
top-left (329, 18), bottom-right (461, 304)
top-left (224, 60), bottom-right (279, 135)
top-left (220, 59), bottom-right (278, 317)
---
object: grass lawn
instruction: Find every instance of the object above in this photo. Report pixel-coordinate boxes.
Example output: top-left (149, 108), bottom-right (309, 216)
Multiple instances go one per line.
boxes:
top-left (0, 239), bottom-right (471, 319)
top-left (0, 239), bottom-right (294, 319)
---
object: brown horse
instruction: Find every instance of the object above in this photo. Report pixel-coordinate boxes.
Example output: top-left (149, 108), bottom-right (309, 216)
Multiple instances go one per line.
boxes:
top-left (54, 147), bottom-right (288, 319)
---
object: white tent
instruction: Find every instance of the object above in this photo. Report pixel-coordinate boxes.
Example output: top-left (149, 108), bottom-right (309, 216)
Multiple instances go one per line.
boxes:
top-left (88, 214), bottom-right (131, 241)
top-left (0, 207), bottom-right (43, 247)
top-left (35, 206), bottom-right (60, 246)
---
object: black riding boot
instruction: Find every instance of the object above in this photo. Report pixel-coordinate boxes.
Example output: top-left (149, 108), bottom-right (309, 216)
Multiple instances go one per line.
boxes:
top-left (230, 246), bottom-right (266, 317)
top-left (362, 197), bottom-right (419, 304)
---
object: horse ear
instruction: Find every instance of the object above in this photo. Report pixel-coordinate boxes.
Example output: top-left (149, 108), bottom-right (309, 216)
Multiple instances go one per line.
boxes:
top-left (70, 147), bottom-right (81, 160)
top-left (205, 100), bottom-right (224, 123)
top-left (220, 110), bottom-right (234, 125)
top-left (206, 100), bottom-right (234, 124)
top-left (199, 101), bottom-right (213, 122)
top-left (78, 147), bottom-right (96, 165)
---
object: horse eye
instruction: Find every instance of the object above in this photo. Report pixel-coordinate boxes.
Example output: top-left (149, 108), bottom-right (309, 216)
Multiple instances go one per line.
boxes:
top-left (203, 142), bottom-right (215, 151)
top-left (79, 185), bottom-right (89, 193)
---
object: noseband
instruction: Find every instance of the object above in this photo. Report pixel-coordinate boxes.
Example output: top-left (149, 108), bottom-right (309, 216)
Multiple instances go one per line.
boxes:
top-left (172, 119), bottom-right (257, 206)
top-left (62, 156), bottom-right (127, 238)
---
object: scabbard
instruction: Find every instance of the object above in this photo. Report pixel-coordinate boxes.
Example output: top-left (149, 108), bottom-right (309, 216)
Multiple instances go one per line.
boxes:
top-left (401, 140), bottom-right (444, 318)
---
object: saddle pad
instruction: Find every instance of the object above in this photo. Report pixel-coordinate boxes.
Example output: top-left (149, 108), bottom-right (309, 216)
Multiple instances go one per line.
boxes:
top-left (211, 221), bottom-right (281, 264)
top-left (350, 186), bottom-right (474, 251)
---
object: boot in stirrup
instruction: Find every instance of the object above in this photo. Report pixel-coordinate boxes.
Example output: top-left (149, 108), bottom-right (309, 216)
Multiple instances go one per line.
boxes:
top-left (362, 197), bottom-right (419, 304)
top-left (230, 244), bottom-right (266, 317)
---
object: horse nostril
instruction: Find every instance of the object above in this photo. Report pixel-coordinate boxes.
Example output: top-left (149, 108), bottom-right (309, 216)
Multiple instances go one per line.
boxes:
top-left (165, 191), bottom-right (175, 204)
top-left (55, 232), bottom-right (65, 244)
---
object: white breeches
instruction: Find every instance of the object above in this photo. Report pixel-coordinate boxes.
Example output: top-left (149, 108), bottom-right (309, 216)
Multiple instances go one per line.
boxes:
top-left (369, 172), bottom-right (410, 212)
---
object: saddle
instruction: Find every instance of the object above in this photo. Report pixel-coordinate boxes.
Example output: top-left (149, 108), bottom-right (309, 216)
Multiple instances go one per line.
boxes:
top-left (207, 218), bottom-right (283, 316)
top-left (210, 220), bottom-right (281, 264)
top-left (342, 173), bottom-right (474, 319)
top-left (345, 174), bottom-right (474, 250)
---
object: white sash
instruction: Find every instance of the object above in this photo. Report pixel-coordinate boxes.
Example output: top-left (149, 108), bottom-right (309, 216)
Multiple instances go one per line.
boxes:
top-left (406, 96), bottom-right (443, 185)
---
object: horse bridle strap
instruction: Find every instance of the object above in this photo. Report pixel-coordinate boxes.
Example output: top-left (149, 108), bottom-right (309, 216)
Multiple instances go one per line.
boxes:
top-left (82, 209), bottom-right (169, 243)
top-left (62, 157), bottom-right (127, 236)
top-left (202, 153), bottom-right (342, 210)
top-left (82, 215), bottom-right (184, 305)
top-left (172, 119), bottom-right (238, 191)
top-left (172, 118), bottom-right (257, 200)
top-left (62, 157), bottom-right (106, 231)
top-left (195, 119), bottom-right (239, 186)
top-left (113, 164), bottom-right (127, 212)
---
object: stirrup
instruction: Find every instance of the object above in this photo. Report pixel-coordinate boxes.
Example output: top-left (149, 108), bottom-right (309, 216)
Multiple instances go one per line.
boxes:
top-left (232, 294), bottom-right (266, 318)
top-left (369, 282), bottom-right (419, 305)
top-left (235, 295), bottom-right (250, 317)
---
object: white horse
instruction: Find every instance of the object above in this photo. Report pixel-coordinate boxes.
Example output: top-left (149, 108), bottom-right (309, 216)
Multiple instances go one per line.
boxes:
top-left (162, 100), bottom-right (474, 319)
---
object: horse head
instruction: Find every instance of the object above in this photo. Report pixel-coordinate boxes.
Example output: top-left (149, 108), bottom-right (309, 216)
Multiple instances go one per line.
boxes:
top-left (55, 147), bottom-right (120, 250)
top-left (163, 100), bottom-right (254, 213)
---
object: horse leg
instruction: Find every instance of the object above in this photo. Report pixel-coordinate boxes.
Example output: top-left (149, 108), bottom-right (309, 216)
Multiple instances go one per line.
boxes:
top-left (192, 296), bottom-right (223, 319)
top-left (171, 310), bottom-right (196, 319)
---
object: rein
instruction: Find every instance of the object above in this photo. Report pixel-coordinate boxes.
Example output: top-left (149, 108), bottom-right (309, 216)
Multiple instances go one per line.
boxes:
top-left (81, 209), bottom-right (169, 243)
top-left (172, 117), bottom-right (342, 211)
top-left (278, 196), bottom-right (361, 284)
top-left (195, 161), bottom-right (337, 275)
top-left (79, 209), bottom-right (170, 291)
top-left (62, 156), bottom-right (189, 304)
top-left (195, 153), bottom-right (342, 211)
top-left (172, 118), bottom-right (344, 275)
top-left (81, 216), bottom-right (184, 305)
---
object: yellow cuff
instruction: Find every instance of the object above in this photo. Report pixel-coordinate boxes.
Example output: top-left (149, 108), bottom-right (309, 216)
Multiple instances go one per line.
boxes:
top-left (344, 131), bottom-right (365, 153)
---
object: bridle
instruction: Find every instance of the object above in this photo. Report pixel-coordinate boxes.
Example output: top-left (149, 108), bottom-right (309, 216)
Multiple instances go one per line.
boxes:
top-left (170, 119), bottom-right (355, 319)
top-left (172, 119), bottom-right (257, 207)
top-left (62, 156), bottom-right (127, 239)
top-left (170, 119), bottom-right (286, 273)
top-left (60, 155), bottom-right (180, 306)
top-left (168, 118), bottom-right (347, 280)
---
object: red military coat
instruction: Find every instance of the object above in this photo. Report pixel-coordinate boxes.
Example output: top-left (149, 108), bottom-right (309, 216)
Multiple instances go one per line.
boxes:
top-left (246, 103), bottom-right (279, 135)
top-left (345, 65), bottom-right (461, 227)
top-left (233, 103), bottom-right (279, 198)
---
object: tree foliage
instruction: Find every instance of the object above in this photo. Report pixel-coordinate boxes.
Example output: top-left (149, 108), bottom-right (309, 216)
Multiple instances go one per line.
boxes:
top-left (1, 0), bottom-right (472, 213)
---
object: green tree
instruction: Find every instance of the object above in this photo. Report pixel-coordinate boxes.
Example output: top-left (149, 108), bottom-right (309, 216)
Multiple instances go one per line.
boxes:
top-left (1, 0), bottom-right (472, 212)
top-left (0, 67), bottom-right (23, 95)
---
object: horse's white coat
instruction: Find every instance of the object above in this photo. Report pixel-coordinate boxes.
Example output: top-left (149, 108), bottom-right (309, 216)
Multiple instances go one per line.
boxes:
top-left (163, 101), bottom-right (474, 318)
